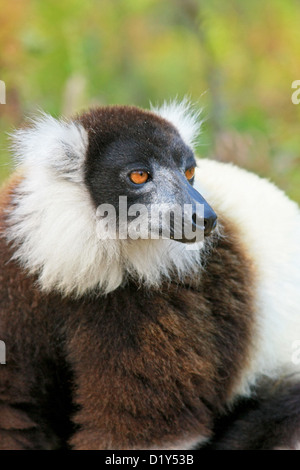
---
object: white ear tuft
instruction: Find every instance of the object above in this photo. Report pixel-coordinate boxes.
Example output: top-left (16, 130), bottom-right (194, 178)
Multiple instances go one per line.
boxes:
top-left (10, 113), bottom-right (88, 184)
top-left (150, 98), bottom-right (203, 150)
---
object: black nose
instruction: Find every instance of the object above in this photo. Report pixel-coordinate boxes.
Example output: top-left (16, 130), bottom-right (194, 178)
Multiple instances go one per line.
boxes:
top-left (192, 211), bottom-right (217, 237)
top-left (204, 214), bottom-right (218, 237)
top-left (186, 181), bottom-right (217, 238)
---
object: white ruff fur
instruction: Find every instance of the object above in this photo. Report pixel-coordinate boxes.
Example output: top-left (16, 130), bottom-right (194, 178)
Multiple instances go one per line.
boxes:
top-left (151, 98), bottom-right (202, 150)
top-left (7, 109), bottom-right (204, 297)
top-left (194, 160), bottom-right (300, 396)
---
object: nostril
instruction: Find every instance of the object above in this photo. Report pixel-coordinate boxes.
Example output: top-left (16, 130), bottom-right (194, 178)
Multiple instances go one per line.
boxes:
top-left (191, 212), bottom-right (217, 237)
top-left (204, 218), bottom-right (210, 235)
top-left (204, 216), bottom-right (217, 236)
top-left (192, 212), bottom-right (205, 230)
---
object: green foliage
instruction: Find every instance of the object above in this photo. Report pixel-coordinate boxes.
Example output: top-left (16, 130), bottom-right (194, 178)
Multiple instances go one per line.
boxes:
top-left (0, 0), bottom-right (299, 201)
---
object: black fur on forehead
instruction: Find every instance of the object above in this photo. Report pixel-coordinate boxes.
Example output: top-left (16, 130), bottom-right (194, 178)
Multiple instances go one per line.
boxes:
top-left (77, 105), bottom-right (195, 208)
top-left (77, 105), bottom-right (181, 155)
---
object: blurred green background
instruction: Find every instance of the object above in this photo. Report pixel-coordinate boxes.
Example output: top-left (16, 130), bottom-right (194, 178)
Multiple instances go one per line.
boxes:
top-left (1, 0), bottom-right (300, 201)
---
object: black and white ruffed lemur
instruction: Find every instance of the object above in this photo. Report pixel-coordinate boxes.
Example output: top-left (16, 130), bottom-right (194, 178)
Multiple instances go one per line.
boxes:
top-left (0, 100), bottom-right (299, 450)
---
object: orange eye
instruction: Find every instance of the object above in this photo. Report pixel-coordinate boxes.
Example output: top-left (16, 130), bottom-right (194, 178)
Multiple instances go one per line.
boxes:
top-left (185, 167), bottom-right (195, 180)
top-left (129, 170), bottom-right (149, 185)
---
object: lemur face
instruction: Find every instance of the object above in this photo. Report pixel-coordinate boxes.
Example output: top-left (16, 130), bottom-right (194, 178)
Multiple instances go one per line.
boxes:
top-left (80, 106), bottom-right (217, 242)
top-left (9, 102), bottom-right (219, 294)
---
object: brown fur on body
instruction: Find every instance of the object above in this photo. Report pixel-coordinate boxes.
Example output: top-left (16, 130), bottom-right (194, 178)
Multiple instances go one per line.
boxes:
top-left (0, 176), bottom-right (255, 450)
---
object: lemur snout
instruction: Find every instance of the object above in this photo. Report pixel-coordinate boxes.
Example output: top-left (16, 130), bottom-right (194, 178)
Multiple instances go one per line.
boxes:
top-left (183, 181), bottom-right (218, 240)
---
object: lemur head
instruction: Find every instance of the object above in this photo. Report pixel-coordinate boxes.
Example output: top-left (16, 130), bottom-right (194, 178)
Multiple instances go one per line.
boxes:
top-left (79, 106), bottom-right (217, 242)
top-left (8, 101), bottom-right (217, 296)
